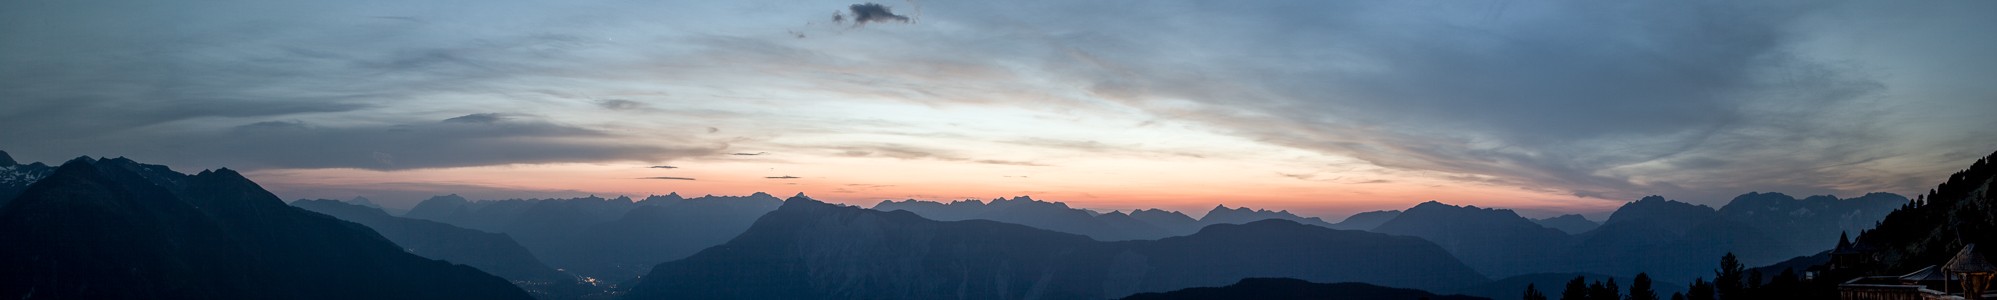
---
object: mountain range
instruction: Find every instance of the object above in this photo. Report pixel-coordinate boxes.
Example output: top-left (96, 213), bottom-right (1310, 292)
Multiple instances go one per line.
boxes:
top-left (624, 195), bottom-right (1488, 299)
top-left (288, 199), bottom-right (590, 298)
top-left (874, 197), bottom-right (1408, 241)
top-left (402, 191), bottom-right (784, 283)
top-left (0, 156), bottom-right (531, 299)
top-left (0, 150), bottom-right (54, 209)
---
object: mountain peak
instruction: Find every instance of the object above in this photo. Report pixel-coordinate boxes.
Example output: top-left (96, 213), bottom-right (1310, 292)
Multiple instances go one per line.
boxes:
top-left (0, 150), bottom-right (14, 166)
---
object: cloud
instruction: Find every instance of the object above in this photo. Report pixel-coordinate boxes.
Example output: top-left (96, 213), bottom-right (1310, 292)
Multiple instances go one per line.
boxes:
top-left (765, 176), bottom-right (800, 179)
top-left (830, 144), bottom-right (1046, 166)
top-left (972, 159), bottom-right (1046, 166)
top-left (442, 113), bottom-right (515, 124)
top-left (83, 114), bottom-right (728, 170)
top-left (648, 165), bottom-right (679, 169)
top-left (731, 152), bottom-right (769, 156)
top-left (839, 3), bottom-right (911, 26)
top-left (639, 176), bottom-right (696, 180)
top-left (596, 99), bottom-right (646, 111)
top-left (1028, 0), bottom-right (1930, 202)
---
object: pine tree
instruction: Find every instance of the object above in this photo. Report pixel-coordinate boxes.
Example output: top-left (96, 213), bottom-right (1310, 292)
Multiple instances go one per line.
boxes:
top-left (1714, 253), bottom-right (1744, 299)
top-left (1524, 283), bottom-right (1549, 300)
top-left (1687, 278), bottom-right (1716, 300)
top-left (1563, 276), bottom-right (1591, 300)
top-left (1589, 280), bottom-right (1613, 300)
top-left (1628, 273), bottom-right (1659, 300)
top-left (1602, 278), bottom-right (1621, 300)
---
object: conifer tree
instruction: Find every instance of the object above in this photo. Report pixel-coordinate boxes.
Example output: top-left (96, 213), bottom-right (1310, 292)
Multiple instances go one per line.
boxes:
top-left (1628, 273), bottom-right (1659, 300)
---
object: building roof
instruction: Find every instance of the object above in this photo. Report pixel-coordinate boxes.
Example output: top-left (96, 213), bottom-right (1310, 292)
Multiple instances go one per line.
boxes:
top-left (1945, 244), bottom-right (1997, 274)
top-left (1901, 265), bottom-right (1960, 282)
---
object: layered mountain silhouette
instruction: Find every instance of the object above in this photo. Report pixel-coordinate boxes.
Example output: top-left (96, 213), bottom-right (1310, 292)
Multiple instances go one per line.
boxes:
top-left (874, 197), bottom-right (1392, 241)
top-left (1201, 204), bottom-right (1341, 228)
top-left (549, 192), bottom-right (783, 281)
top-left (1372, 201), bottom-right (1575, 277)
top-left (1334, 209), bottom-right (1402, 231)
top-left (624, 196), bottom-right (1488, 300)
top-left (1566, 192), bottom-right (1903, 282)
top-left (873, 196), bottom-right (1178, 240)
top-left (289, 200), bottom-right (571, 283)
top-left (1120, 278), bottom-right (1491, 300)
top-left (1532, 214), bottom-right (1598, 235)
top-left (0, 156), bottom-right (531, 299)
top-left (404, 191), bottom-right (783, 282)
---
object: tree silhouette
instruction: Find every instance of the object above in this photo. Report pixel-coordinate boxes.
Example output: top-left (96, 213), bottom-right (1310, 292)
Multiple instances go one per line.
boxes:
top-left (1628, 273), bottom-right (1659, 300)
top-left (1587, 279), bottom-right (1618, 300)
top-left (1563, 276), bottom-right (1590, 300)
top-left (1671, 292), bottom-right (1686, 300)
top-left (1714, 253), bottom-right (1744, 299)
top-left (1687, 278), bottom-right (1715, 300)
top-left (1524, 283), bottom-right (1548, 300)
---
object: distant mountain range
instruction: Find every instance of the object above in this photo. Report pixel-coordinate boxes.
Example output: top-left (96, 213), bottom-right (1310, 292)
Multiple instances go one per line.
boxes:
top-left (289, 199), bottom-right (591, 298)
top-left (870, 190), bottom-right (1907, 284)
top-left (402, 191), bottom-right (783, 283)
top-left (874, 197), bottom-right (1401, 241)
top-left (1121, 278), bottom-right (1491, 300)
top-left (0, 156), bottom-right (531, 299)
top-left (624, 195), bottom-right (1488, 299)
top-left (1373, 201), bottom-right (1576, 277)
top-left (1533, 214), bottom-right (1599, 234)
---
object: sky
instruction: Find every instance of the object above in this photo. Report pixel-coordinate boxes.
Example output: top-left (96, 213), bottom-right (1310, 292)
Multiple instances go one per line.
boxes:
top-left (3, 0), bottom-right (1994, 219)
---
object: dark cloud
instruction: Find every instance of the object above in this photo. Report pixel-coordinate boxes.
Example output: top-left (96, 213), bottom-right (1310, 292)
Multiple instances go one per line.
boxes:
top-left (731, 152), bottom-right (769, 156)
top-left (648, 165), bottom-right (679, 169)
top-left (830, 144), bottom-right (1046, 166)
top-left (839, 3), bottom-right (910, 26)
top-left (972, 159), bottom-right (1046, 167)
top-left (595, 99), bottom-right (646, 111)
top-left (765, 176), bottom-right (800, 179)
top-left (442, 113), bottom-right (514, 124)
top-left (44, 114), bottom-right (727, 171)
top-left (638, 176), bottom-right (696, 180)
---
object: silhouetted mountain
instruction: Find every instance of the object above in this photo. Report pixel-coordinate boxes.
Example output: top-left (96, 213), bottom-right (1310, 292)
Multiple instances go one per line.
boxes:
top-left (1121, 278), bottom-right (1491, 300)
top-left (1717, 192), bottom-right (1905, 256)
top-left (1129, 208), bottom-right (1203, 233)
top-left (404, 192), bottom-right (785, 282)
top-left (1373, 201), bottom-right (1574, 277)
top-left (548, 192), bottom-right (783, 282)
top-left (289, 200), bottom-right (570, 282)
top-left (1201, 204), bottom-right (1339, 228)
top-left (1853, 150), bottom-right (1997, 275)
top-left (1532, 214), bottom-right (1598, 235)
top-left (1457, 273), bottom-right (1683, 300)
top-left (0, 152), bottom-right (53, 208)
top-left (1550, 191), bottom-right (1904, 284)
top-left (874, 196), bottom-right (1178, 240)
top-left (0, 157), bottom-right (531, 299)
top-left (624, 196), bottom-right (1487, 300)
top-left (1333, 210), bottom-right (1401, 231)
top-left (1598, 196), bottom-right (1718, 235)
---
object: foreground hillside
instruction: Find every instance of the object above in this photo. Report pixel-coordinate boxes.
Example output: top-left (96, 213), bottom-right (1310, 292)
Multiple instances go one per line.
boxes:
top-left (0, 157), bottom-right (531, 299)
